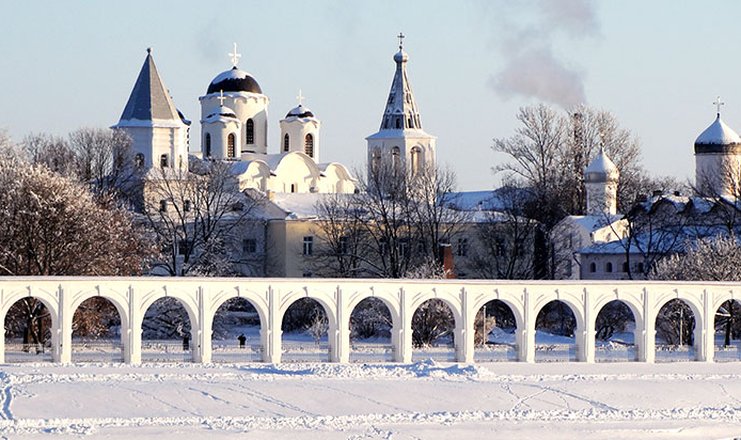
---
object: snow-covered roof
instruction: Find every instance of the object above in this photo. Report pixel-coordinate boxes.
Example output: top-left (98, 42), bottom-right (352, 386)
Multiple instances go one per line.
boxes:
top-left (203, 106), bottom-right (238, 123)
top-left (584, 148), bottom-right (618, 180)
top-left (564, 215), bottom-right (623, 234)
top-left (285, 104), bottom-right (315, 119)
top-left (268, 193), bottom-right (355, 220)
top-left (116, 50), bottom-right (182, 126)
top-left (207, 67), bottom-right (262, 95)
top-left (695, 114), bottom-right (741, 145)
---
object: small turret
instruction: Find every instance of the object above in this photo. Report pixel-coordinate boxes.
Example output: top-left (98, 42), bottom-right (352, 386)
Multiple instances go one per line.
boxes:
top-left (585, 147), bottom-right (619, 216)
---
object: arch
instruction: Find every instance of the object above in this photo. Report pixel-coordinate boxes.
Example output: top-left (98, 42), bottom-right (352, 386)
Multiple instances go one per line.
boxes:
top-left (280, 297), bottom-right (332, 362)
top-left (410, 147), bottom-right (422, 175)
top-left (245, 119), bottom-right (255, 145)
top-left (589, 262), bottom-right (596, 273)
top-left (141, 296), bottom-right (195, 362)
top-left (473, 299), bottom-right (519, 362)
top-left (304, 133), bottom-right (314, 158)
top-left (391, 146), bottom-right (401, 170)
top-left (534, 299), bottom-right (579, 362)
top-left (211, 297), bottom-right (263, 363)
top-left (594, 300), bottom-right (637, 362)
top-left (4, 296), bottom-right (54, 363)
top-left (71, 297), bottom-right (123, 362)
top-left (348, 297), bottom-right (395, 362)
top-left (714, 299), bottom-right (741, 362)
top-left (283, 133), bottom-right (290, 152)
top-left (134, 153), bottom-right (144, 168)
top-left (654, 298), bottom-right (697, 362)
top-left (160, 153), bottom-right (169, 168)
top-left (605, 262), bottom-right (613, 273)
top-left (205, 133), bottom-right (212, 158)
top-left (411, 298), bottom-right (457, 362)
top-left (227, 133), bottom-right (236, 158)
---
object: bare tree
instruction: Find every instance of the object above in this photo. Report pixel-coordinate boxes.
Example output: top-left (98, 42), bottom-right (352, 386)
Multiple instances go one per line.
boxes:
top-left (141, 160), bottom-right (264, 276)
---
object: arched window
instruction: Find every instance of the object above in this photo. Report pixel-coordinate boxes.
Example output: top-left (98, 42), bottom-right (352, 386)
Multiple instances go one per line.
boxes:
top-left (290, 183), bottom-right (297, 193)
top-left (410, 147), bottom-right (422, 175)
top-left (605, 262), bottom-right (613, 273)
top-left (227, 133), bottom-right (236, 158)
top-left (160, 154), bottom-right (168, 168)
top-left (134, 153), bottom-right (144, 168)
top-left (245, 119), bottom-right (254, 145)
top-left (304, 133), bottom-right (314, 158)
top-left (283, 133), bottom-right (290, 152)
top-left (391, 146), bottom-right (401, 170)
top-left (622, 261), bottom-right (629, 272)
top-left (395, 117), bottom-right (401, 129)
top-left (205, 133), bottom-right (211, 158)
top-left (589, 262), bottom-right (596, 273)
top-left (371, 149), bottom-right (381, 173)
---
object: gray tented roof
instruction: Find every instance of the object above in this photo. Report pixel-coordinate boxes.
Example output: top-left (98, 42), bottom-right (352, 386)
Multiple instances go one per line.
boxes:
top-left (119, 50), bottom-right (180, 122)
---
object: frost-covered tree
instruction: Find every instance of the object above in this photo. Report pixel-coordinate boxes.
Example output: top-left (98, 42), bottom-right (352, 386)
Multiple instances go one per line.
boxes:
top-left (406, 260), bottom-right (455, 347)
top-left (0, 157), bottom-right (155, 342)
top-left (651, 234), bottom-right (741, 346)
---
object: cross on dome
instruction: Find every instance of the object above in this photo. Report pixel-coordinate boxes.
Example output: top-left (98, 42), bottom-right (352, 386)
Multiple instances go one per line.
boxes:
top-left (217, 90), bottom-right (227, 107)
top-left (714, 95), bottom-right (725, 116)
top-left (229, 42), bottom-right (241, 67)
top-left (397, 32), bottom-right (405, 49)
top-left (296, 89), bottom-right (306, 106)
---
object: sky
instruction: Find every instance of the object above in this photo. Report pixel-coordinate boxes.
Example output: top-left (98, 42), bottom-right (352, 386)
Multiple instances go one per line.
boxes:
top-left (1, 1), bottom-right (740, 191)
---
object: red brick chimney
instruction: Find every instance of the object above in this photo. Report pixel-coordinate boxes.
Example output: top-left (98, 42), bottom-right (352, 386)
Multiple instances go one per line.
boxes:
top-left (437, 243), bottom-right (456, 279)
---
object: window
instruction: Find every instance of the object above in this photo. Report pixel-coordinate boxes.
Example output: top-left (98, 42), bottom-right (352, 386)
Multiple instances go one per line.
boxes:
top-left (227, 133), bottom-right (236, 158)
top-left (242, 239), bottom-right (257, 253)
top-left (283, 133), bottom-right (290, 152)
top-left (134, 153), bottom-right (144, 168)
top-left (410, 147), bottom-right (422, 175)
top-left (637, 262), bottom-right (645, 273)
top-left (371, 149), bottom-right (381, 173)
top-left (457, 238), bottom-right (468, 257)
top-left (605, 262), bottom-right (613, 273)
top-left (399, 238), bottom-right (410, 257)
top-left (205, 133), bottom-right (211, 157)
top-left (303, 236), bottom-right (313, 256)
top-left (589, 262), bottom-right (596, 273)
top-left (178, 240), bottom-right (192, 256)
top-left (622, 261), bottom-right (629, 272)
top-left (183, 200), bottom-right (192, 212)
top-left (391, 146), bottom-right (400, 170)
top-left (245, 119), bottom-right (254, 145)
top-left (339, 236), bottom-right (349, 255)
top-left (159, 200), bottom-right (168, 212)
top-left (395, 117), bottom-right (401, 129)
top-left (290, 183), bottom-right (297, 193)
top-left (232, 202), bottom-right (244, 211)
top-left (160, 154), bottom-right (168, 168)
top-left (302, 272), bottom-right (312, 278)
top-left (304, 133), bottom-right (314, 158)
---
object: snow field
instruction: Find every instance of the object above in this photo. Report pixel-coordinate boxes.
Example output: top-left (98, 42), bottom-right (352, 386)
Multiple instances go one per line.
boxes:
top-left (1, 361), bottom-right (741, 438)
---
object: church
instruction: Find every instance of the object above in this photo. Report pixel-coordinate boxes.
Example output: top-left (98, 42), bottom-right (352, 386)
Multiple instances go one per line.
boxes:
top-left (113, 44), bottom-right (357, 195)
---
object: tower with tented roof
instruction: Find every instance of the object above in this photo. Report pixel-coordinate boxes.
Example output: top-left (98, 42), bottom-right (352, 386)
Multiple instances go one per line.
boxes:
top-left (113, 48), bottom-right (190, 171)
top-left (694, 97), bottom-right (741, 197)
top-left (366, 34), bottom-right (436, 177)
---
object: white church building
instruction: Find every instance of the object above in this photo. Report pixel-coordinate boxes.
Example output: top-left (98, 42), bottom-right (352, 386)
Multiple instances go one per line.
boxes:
top-left (114, 44), bottom-right (356, 196)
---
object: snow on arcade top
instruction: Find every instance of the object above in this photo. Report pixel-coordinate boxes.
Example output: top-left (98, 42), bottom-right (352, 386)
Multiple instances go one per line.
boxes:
top-left (695, 113), bottom-right (741, 145)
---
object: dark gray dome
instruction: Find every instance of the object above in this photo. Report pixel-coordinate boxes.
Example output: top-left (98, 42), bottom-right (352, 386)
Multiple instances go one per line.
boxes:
top-left (207, 67), bottom-right (262, 94)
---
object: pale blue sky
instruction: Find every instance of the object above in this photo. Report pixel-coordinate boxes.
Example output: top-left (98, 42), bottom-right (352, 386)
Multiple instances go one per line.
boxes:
top-left (1, 1), bottom-right (739, 190)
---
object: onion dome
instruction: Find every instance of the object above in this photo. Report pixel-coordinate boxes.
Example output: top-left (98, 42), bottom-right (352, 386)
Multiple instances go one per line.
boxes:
top-left (585, 147), bottom-right (619, 183)
top-left (285, 104), bottom-right (314, 118)
top-left (207, 67), bottom-right (262, 94)
top-left (694, 113), bottom-right (741, 152)
top-left (204, 106), bottom-right (238, 123)
top-left (393, 48), bottom-right (409, 63)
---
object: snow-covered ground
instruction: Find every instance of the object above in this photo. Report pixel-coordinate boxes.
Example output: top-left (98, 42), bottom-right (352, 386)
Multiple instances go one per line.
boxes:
top-left (2, 360), bottom-right (741, 439)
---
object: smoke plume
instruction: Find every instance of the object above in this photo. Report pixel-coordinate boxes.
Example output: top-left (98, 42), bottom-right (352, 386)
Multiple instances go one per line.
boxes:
top-left (488, 0), bottom-right (600, 108)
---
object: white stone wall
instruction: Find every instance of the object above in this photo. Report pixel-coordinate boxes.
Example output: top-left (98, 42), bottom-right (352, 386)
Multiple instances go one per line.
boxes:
top-left (1, 277), bottom-right (733, 365)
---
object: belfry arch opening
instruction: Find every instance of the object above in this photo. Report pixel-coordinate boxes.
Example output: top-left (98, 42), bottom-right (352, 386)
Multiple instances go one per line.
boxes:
top-left (281, 298), bottom-right (331, 362)
top-left (4, 297), bottom-right (53, 363)
top-left (714, 299), bottom-right (741, 362)
top-left (534, 300), bottom-right (577, 362)
top-left (655, 299), bottom-right (696, 362)
top-left (72, 297), bottom-right (123, 363)
top-left (474, 299), bottom-right (517, 362)
top-left (349, 298), bottom-right (394, 363)
top-left (594, 300), bottom-right (637, 362)
top-left (211, 297), bottom-right (262, 363)
top-left (411, 299), bottom-right (456, 362)
top-left (142, 297), bottom-right (193, 362)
